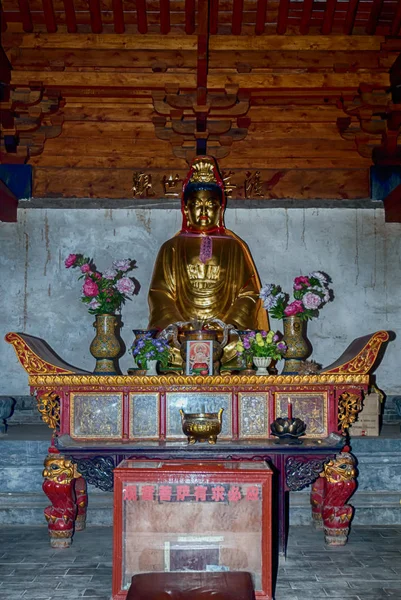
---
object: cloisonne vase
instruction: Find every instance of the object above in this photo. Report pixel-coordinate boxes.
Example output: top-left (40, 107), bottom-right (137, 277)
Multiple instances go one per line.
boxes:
top-left (90, 314), bottom-right (121, 375)
top-left (281, 315), bottom-right (312, 374)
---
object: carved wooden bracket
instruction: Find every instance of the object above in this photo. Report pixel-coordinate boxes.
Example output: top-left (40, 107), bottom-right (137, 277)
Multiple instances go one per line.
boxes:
top-left (152, 85), bottom-right (251, 163)
top-left (337, 85), bottom-right (401, 165)
top-left (0, 86), bottom-right (65, 163)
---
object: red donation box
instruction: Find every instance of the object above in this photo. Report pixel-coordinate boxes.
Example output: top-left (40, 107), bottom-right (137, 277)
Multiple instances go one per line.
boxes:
top-left (113, 460), bottom-right (273, 600)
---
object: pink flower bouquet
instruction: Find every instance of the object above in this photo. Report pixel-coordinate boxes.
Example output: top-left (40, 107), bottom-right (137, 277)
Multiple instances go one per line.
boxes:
top-left (259, 272), bottom-right (332, 321)
top-left (65, 254), bottom-right (137, 315)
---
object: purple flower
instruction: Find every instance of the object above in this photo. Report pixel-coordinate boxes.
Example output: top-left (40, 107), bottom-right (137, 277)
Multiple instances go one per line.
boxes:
top-left (104, 268), bottom-right (117, 280)
top-left (248, 331), bottom-right (256, 338)
top-left (243, 339), bottom-right (251, 350)
top-left (113, 259), bottom-right (132, 272)
top-left (261, 330), bottom-right (267, 338)
top-left (302, 292), bottom-right (322, 310)
top-left (273, 334), bottom-right (279, 342)
top-left (116, 277), bottom-right (135, 295)
top-left (259, 284), bottom-right (274, 301)
top-left (88, 298), bottom-right (100, 309)
top-left (277, 341), bottom-right (287, 352)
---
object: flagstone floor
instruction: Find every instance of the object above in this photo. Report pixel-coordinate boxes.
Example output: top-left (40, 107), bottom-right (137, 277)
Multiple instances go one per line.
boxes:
top-left (0, 524), bottom-right (400, 600)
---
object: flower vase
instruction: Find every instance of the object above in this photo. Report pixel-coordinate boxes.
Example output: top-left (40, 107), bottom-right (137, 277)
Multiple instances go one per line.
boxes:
top-left (146, 359), bottom-right (158, 376)
top-left (281, 315), bottom-right (312, 374)
top-left (253, 356), bottom-right (271, 376)
top-left (90, 314), bottom-right (121, 375)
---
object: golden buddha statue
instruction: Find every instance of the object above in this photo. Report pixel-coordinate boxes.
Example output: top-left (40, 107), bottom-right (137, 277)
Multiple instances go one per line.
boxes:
top-left (148, 156), bottom-right (269, 363)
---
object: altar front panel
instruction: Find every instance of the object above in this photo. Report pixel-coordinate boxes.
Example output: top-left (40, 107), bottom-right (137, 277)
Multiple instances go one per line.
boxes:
top-left (113, 460), bottom-right (273, 600)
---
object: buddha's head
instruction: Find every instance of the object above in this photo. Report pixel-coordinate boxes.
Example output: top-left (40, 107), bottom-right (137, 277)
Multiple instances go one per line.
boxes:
top-left (182, 157), bottom-right (226, 233)
top-left (183, 183), bottom-right (223, 232)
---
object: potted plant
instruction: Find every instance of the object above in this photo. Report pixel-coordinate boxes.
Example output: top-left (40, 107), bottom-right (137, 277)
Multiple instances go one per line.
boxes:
top-left (65, 254), bottom-right (137, 374)
top-left (130, 333), bottom-right (171, 376)
top-left (236, 331), bottom-right (287, 375)
top-left (259, 272), bottom-right (332, 374)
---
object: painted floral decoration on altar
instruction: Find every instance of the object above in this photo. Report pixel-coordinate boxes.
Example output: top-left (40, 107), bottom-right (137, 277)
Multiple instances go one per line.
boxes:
top-left (65, 254), bottom-right (137, 315)
top-left (130, 333), bottom-right (171, 370)
top-left (236, 331), bottom-right (287, 361)
top-left (260, 272), bottom-right (332, 321)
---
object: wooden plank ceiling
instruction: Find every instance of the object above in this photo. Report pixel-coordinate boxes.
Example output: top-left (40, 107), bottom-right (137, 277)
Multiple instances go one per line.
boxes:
top-left (1, 0), bottom-right (401, 200)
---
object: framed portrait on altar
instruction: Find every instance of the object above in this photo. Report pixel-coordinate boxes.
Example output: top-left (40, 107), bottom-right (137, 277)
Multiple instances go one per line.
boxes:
top-left (186, 340), bottom-right (214, 376)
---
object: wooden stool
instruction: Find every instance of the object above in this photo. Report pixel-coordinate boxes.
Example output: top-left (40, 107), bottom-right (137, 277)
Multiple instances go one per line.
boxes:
top-left (126, 571), bottom-right (255, 599)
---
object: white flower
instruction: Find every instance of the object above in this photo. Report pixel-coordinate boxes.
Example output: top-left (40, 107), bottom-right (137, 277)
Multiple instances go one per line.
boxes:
top-left (309, 271), bottom-right (328, 284)
top-left (113, 259), bottom-right (132, 272)
top-left (302, 292), bottom-right (322, 310)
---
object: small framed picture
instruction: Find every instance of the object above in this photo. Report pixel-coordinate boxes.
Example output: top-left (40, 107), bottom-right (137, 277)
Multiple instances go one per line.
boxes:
top-left (186, 340), bottom-right (214, 376)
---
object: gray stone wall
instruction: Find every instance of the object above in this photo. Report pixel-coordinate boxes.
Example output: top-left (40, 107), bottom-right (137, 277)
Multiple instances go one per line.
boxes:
top-left (1, 205), bottom-right (400, 396)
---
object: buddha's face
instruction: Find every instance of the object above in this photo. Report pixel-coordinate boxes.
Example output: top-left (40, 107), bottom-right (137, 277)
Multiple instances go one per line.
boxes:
top-left (185, 189), bottom-right (221, 231)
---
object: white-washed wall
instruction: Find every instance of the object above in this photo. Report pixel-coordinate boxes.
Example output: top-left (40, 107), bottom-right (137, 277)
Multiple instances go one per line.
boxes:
top-left (1, 206), bottom-right (400, 395)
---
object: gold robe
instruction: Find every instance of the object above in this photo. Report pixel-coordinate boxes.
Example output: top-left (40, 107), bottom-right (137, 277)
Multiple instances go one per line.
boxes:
top-left (148, 232), bottom-right (269, 332)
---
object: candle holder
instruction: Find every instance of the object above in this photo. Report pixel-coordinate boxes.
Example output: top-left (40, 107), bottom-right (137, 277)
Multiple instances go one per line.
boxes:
top-left (270, 417), bottom-right (307, 444)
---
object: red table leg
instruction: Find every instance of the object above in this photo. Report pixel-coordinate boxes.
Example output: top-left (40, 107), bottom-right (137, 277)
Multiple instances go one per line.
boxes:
top-left (42, 454), bottom-right (77, 548)
top-left (321, 450), bottom-right (357, 546)
top-left (310, 474), bottom-right (326, 529)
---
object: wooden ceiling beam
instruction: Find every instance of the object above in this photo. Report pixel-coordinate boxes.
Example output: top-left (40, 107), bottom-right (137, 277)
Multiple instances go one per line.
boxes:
top-left (62, 0), bottom-right (77, 33)
top-left (232, 0), bottom-right (244, 35)
top-left (17, 0), bottom-right (33, 32)
top-left (343, 0), bottom-right (359, 35)
top-left (391, 0), bottom-right (401, 36)
top-left (255, 0), bottom-right (267, 35)
top-left (366, 0), bottom-right (384, 35)
top-left (88, 0), bottom-right (102, 33)
top-left (112, 0), bottom-right (125, 33)
top-left (321, 0), bottom-right (337, 35)
top-left (277, 0), bottom-right (290, 35)
top-left (160, 0), bottom-right (171, 34)
top-left (136, 0), bottom-right (148, 33)
top-left (185, 0), bottom-right (195, 34)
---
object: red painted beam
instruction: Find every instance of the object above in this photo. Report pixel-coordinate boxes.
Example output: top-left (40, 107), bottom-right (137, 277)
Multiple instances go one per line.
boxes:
top-left (299, 0), bottom-right (313, 34)
top-left (384, 183), bottom-right (401, 223)
top-left (17, 0), bottom-right (33, 32)
top-left (321, 0), bottom-right (337, 34)
top-left (88, 0), bottom-right (102, 33)
top-left (365, 0), bottom-right (384, 34)
top-left (255, 0), bottom-right (267, 35)
top-left (1, 3), bottom-right (7, 32)
top-left (42, 0), bottom-right (57, 33)
top-left (62, 0), bottom-right (77, 33)
top-left (160, 0), bottom-right (170, 34)
top-left (136, 0), bottom-right (147, 33)
top-left (277, 0), bottom-right (290, 35)
top-left (210, 0), bottom-right (219, 34)
top-left (0, 181), bottom-right (18, 223)
top-left (232, 0), bottom-right (244, 35)
top-left (112, 0), bottom-right (125, 33)
top-left (185, 0), bottom-right (195, 34)
top-left (343, 0), bottom-right (359, 35)
top-left (391, 0), bottom-right (401, 35)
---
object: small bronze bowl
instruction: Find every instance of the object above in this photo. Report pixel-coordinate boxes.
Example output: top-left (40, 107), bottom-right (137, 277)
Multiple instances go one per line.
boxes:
top-left (180, 408), bottom-right (224, 445)
top-left (270, 417), bottom-right (307, 444)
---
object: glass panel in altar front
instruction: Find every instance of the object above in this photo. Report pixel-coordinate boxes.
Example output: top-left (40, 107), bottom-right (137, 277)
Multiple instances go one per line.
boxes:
top-left (119, 473), bottom-right (268, 594)
top-left (70, 393), bottom-right (123, 439)
top-left (129, 393), bottom-right (159, 439)
top-left (166, 392), bottom-right (232, 439)
top-left (239, 393), bottom-right (269, 438)
top-left (274, 392), bottom-right (328, 438)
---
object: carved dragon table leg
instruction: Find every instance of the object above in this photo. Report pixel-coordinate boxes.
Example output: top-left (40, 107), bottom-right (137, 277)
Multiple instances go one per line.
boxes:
top-left (310, 475), bottom-right (326, 529)
top-left (321, 450), bottom-right (357, 547)
top-left (74, 474), bottom-right (88, 532)
top-left (42, 453), bottom-right (77, 548)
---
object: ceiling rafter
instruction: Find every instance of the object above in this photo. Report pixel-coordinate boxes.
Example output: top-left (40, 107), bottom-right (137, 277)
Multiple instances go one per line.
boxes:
top-left (112, 0), bottom-right (125, 34)
top-left (321, 0), bottom-right (337, 35)
top-left (391, 0), bottom-right (401, 35)
top-left (62, 0), bottom-right (77, 33)
top-left (343, 0), bottom-right (360, 35)
top-left (42, 0), bottom-right (57, 33)
top-left (277, 0), bottom-right (290, 35)
top-left (17, 0), bottom-right (33, 32)
top-left (366, 0), bottom-right (384, 35)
